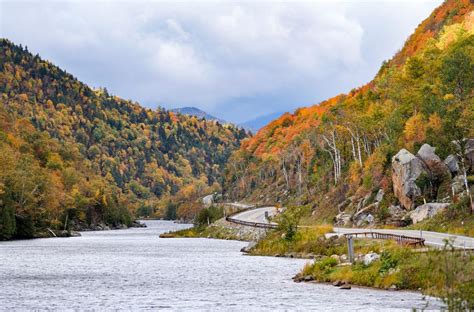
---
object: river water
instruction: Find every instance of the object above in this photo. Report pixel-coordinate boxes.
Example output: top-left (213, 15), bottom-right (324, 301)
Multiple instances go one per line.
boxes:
top-left (0, 220), bottom-right (442, 311)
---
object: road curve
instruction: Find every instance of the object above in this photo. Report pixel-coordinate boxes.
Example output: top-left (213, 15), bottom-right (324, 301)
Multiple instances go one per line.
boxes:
top-left (229, 206), bottom-right (474, 249)
top-left (230, 206), bottom-right (278, 225)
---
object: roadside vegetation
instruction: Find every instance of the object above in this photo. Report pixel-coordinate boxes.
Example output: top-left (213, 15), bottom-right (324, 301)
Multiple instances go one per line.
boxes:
top-left (299, 240), bottom-right (473, 310)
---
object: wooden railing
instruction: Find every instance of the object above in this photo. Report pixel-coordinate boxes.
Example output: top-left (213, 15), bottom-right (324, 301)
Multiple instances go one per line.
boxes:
top-left (343, 232), bottom-right (425, 247)
top-left (225, 216), bottom-right (278, 229)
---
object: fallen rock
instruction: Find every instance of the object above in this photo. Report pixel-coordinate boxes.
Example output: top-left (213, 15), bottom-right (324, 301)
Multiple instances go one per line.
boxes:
top-left (444, 155), bottom-right (459, 176)
top-left (335, 213), bottom-right (352, 226)
top-left (392, 149), bottom-right (428, 209)
top-left (330, 254), bottom-right (341, 264)
top-left (340, 284), bottom-right (351, 290)
top-left (363, 252), bottom-right (380, 265)
top-left (408, 203), bottom-right (450, 224)
top-left (353, 203), bottom-right (377, 227)
top-left (304, 275), bottom-right (314, 282)
top-left (389, 284), bottom-right (398, 291)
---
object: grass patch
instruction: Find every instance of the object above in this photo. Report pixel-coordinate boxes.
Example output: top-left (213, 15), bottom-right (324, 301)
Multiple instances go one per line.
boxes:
top-left (300, 242), bottom-right (474, 310)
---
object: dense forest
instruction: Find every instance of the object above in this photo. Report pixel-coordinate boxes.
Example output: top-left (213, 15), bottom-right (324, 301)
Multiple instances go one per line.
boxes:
top-left (0, 40), bottom-right (248, 239)
top-left (224, 0), bottom-right (473, 223)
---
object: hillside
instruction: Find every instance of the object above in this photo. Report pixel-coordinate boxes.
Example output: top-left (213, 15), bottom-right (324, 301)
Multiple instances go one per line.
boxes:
top-left (171, 106), bottom-right (227, 124)
top-left (224, 0), bottom-right (473, 226)
top-left (0, 40), bottom-right (248, 239)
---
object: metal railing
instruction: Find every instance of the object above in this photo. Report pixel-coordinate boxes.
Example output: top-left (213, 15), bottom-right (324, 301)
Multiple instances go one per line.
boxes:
top-left (343, 232), bottom-right (425, 247)
top-left (226, 216), bottom-right (278, 229)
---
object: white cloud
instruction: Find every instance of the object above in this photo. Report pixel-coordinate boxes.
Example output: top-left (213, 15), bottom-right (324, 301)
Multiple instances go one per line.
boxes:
top-left (0, 0), bottom-right (441, 122)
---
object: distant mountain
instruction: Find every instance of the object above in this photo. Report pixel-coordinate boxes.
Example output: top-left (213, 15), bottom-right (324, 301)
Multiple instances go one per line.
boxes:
top-left (239, 111), bottom-right (285, 133)
top-left (171, 107), bottom-right (226, 124)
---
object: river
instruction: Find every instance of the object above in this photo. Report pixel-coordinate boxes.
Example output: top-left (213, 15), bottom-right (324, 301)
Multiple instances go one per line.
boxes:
top-left (0, 220), bottom-right (443, 311)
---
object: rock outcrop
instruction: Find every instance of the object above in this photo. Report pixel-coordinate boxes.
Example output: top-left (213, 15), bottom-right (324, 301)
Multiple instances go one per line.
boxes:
top-left (417, 144), bottom-right (451, 180)
top-left (408, 203), bottom-right (450, 224)
top-left (392, 149), bottom-right (427, 209)
top-left (444, 155), bottom-right (459, 176)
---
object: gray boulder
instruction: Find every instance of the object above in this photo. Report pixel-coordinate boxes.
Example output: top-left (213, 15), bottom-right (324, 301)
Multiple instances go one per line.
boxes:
top-left (392, 149), bottom-right (428, 209)
top-left (408, 203), bottom-right (450, 224)
top-left (335, 213), bottom-right (352, 226)
top-left (364, 252), bottom-right (380, 265)
top-left (416, 144), bottom-right (450, 180)
top-left (444, 155), bottom-right (459, 176)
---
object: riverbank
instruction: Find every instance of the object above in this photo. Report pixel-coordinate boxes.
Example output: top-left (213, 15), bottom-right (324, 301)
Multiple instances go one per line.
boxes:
top-left (160, 217), bottom-right (266, 241)
top-left (2, 220), bottom-right (146, 241)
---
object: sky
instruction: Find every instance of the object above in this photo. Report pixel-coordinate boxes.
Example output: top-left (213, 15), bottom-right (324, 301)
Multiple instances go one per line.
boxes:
top-left (0, 0), bottom-right (442, 123)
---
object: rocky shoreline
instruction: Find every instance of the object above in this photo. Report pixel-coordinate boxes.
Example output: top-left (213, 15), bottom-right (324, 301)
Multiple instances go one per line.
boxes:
top-left (22, 220), bottom-right (147, 240)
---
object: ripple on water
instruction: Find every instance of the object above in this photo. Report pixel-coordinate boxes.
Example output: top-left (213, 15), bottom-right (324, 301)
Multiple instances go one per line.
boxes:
top-left (0, 220), bottom-right (443, 311)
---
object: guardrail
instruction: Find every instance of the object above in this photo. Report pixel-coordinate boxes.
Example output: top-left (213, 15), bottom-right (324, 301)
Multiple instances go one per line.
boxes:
top-left (226, 217), bottom-right (279, 229)
top-left (343, 232), bottom-right (425, 247)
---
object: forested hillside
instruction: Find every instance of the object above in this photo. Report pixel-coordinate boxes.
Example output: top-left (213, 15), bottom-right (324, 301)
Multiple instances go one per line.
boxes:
top-left (224, 0), bottom-right (473, 225)
top-left (0, 40), bottom-right (248, 239)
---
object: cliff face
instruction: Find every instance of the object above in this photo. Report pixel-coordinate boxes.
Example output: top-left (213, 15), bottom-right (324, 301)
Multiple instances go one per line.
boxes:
top-left (224, 0), bottom-right (473, 224)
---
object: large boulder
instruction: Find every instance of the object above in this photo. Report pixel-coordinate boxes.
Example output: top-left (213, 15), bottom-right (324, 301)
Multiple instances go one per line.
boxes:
top-left (392, 149), bottom-right (428, 209)
top-left (408, 202), bottom-right (450, 224)
top-left (444, 155), bottom-right (459, 176)
top-left (416, 144), bottom-right (451, 180)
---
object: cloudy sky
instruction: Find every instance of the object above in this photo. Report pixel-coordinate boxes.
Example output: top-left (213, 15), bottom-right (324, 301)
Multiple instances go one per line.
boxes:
top-left (1, 0), bottom-right (441, 123)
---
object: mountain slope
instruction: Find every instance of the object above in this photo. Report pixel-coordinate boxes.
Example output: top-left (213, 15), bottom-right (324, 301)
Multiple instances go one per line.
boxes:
top-left (0, 40), bottom-right (248, 239)
top-left (171, 106), bottom-right (226, 124)
top-left (224, 0), bottom-right (473, 222)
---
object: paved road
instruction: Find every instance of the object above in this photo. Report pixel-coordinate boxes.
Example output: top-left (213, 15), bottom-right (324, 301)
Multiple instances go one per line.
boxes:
top-left (333, 227), bottom-right (474, 249)
top-left (229, 206), bottom-right (474, 249)
top-left (231, 206), bottom-right (278, 224)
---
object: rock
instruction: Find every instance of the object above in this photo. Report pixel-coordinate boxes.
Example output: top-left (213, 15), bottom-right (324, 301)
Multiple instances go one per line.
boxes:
top-left (335, 213), bottom-right (352, 226)
top-left (340, 284), bottom-right (351, 290)
top-left (240, 241), bottom-right (257, 253)
top-left (408, 203), bottom-right (450, 224)
top-left (304, 275), bottom-right (313, 282)
top-left (465, 139), bottom-right (474, 171)
top-left (333, 280), bottom-right (344, 287)
top-left (70, 231), bottom-right (81, 237)
top-left (388, 205), bottom-right (406, 219)
top-left (417, 144), bottom-right (451, 180)
top-left (392, 149), bottom-right (427, 209)
top-left (389, 284), bottom-right (398, 291)
top-left (202, 194), bottom-right (214, 207)
top-left (363, 252), bottom-right (380, 265)
top-left (339, 254), bottom-right (348, 263)
top-left (375, 189), bottom-right (385, 203)
top-left (353, 203), bottom-right (377, 227)
top-left (444, 155), bottom-right (459, 176)
top-left (330, 254), bottom-right (341, 264)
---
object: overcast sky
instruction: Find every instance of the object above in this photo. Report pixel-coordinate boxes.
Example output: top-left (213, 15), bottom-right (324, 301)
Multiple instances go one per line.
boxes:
top-left (0, 0), bottom-right (441, 123)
